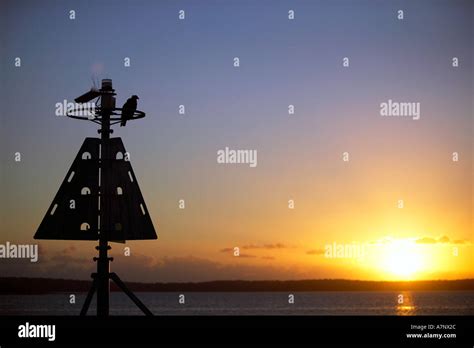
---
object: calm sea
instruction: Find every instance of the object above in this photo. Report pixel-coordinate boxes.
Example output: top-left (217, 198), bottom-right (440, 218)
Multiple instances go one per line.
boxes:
top-left (1, 291), bottom-right (473, 315)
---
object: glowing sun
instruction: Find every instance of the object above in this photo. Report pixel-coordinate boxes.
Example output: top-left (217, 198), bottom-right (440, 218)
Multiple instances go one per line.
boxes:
top-left (382, 240), bottom-right (423, 278)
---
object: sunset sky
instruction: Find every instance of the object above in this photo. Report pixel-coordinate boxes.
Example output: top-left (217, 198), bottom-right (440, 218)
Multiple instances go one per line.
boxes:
top-left (1, 0), bottom-right (472, 282)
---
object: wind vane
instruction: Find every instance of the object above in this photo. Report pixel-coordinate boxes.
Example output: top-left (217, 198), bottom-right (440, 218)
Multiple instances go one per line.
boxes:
top-left (35, 79), bottom-right (157, 316)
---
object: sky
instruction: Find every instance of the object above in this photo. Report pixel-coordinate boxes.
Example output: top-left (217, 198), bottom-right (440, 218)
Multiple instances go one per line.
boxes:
top-left (0, 0), bottom-right (473, 282)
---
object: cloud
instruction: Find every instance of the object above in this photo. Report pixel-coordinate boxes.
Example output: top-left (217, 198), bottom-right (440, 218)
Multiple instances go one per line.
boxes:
top-left (220, 243), bottom-right (289, 253)
top-left (219, 248), bottom-right (256, 258)
top-left (366, 235), bottom-right (469, 246)
top-left (111, 254), bottom-right (312, 282)
top-left (238, 253), bottom-right (256, 258)
top-left (0, 251), bottom-right (93, 280)
top-left (452, 240), bottom-right (467, 245)
top-left (220, 243), bottom-right (289, 259)
top-left (220, 247), bottom-right (234, 253)
top-left (3, 235), bottom-right (470, 283)
top-left (438, 236), bottom-right (450, 243)
top-left (306, 248), bottom-right (325, 256)
top-left (416, 237), bottom-right (437, 244)
top-left (416, 235), bottom-right (468, 245)
top-left (242, 243), bottom-right (288, 250)
top-left (0, 246), bottom-right (317, 282)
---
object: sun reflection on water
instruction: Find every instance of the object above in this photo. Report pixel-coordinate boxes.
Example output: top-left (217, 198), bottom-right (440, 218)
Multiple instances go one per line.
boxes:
top-left (396, 291), bottom-right (417, 315)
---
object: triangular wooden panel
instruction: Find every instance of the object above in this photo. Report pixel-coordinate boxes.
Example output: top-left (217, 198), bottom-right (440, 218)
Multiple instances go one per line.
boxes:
top-left (35, 137), bottom-right (157, 241)
top-left (101, 137), bottom-right (157, 241)
top-left (35, 138), bottom-right (100, 240)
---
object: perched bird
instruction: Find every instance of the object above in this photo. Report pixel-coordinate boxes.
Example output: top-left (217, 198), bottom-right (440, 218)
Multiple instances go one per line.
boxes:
top-left (121, 95), bottom-right (139, 127)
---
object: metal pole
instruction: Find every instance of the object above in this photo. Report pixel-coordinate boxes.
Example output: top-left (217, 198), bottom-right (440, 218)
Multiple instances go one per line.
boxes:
top-left (80, 276), bottom-right (97, 316)
top-left (110, 273), bottom-right (153, 316)
top-left (96, 79), bottom-right (114, 316)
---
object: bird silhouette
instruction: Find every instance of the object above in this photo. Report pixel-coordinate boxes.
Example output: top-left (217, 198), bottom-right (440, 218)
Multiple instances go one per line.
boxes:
top-left (121, 95), bottom-right (139, 127)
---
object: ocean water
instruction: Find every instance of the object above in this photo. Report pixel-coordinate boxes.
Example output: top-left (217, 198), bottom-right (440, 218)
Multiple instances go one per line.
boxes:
top-left (1, 291), bottom-right (473, 316)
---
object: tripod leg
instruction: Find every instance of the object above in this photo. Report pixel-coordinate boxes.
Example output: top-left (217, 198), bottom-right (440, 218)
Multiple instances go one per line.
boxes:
top-left (109, 272), bottom-right (153, 316)
top-left (80, 276), bottom-right (97, 316)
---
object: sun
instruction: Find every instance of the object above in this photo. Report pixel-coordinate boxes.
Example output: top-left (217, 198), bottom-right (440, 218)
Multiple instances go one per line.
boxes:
top-left (381, 240), bottom-right (423, 279)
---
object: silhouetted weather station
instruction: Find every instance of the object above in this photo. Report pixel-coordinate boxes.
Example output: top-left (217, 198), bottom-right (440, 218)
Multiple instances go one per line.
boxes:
top-left (1, 1), bottom-right (472, 346)
top-left (35, 79), bottom-right (157, 316)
